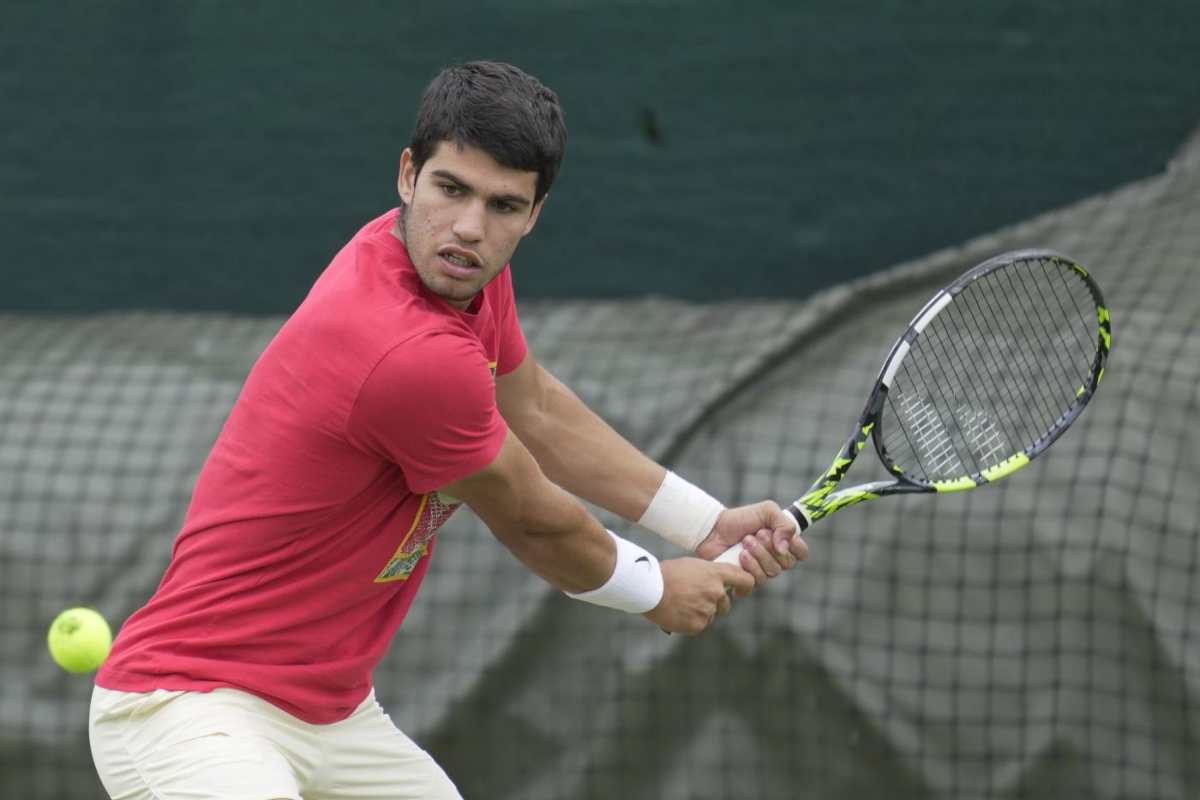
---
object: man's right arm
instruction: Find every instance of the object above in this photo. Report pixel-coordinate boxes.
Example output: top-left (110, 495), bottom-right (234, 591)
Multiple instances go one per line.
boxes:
top-left (344, 332), bottom-right (751, 634)
top-left (441, 428), bottom-right (754, 635)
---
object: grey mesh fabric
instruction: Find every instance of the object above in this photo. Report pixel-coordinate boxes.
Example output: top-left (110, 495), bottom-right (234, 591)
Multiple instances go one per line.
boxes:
top-left (3, 128), bottom-right (1199, 799)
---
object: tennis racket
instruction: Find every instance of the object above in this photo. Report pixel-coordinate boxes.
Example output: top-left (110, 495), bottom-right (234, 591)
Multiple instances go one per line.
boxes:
top-left (715, 248), bottom-right (1111, 565)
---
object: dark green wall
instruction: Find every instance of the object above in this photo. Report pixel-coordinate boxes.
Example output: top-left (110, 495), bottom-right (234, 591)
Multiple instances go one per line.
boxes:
top-left (3, 1), bottom-right (1198, 312)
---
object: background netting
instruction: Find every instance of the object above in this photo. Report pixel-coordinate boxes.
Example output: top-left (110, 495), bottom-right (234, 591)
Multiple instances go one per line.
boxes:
top-left (3, 131), bottom-right (1199, 799)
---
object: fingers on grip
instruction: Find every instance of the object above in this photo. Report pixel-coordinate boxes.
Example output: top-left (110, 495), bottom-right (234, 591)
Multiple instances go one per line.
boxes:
top-left (714, 542), bottom-right (744, 565)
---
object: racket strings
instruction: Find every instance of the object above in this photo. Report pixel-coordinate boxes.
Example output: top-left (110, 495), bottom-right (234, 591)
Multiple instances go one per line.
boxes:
top-left (999, 262), bottom-right (1088, 414)
top-left (882, 256), bottom-right (1099, 483)
top-left (894, 390), bottom-right (962, 475)
top-left (902, 307), bottom-right (1023, 478)
top-left (1051, 263), bottom-right (1098, 361)
top-left (903, 328), bottom-right (978, 475)
top-left (948, 258), bottom-right (1092, 459)
top-left (928, 257), bottom-right (1094, 473)
top-left (895, 297), bottom-right (1028, 480)
top-left (983, 265), bottom-right (1069, 433)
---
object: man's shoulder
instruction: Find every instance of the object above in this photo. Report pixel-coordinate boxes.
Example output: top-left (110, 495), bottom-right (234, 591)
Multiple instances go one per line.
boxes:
top-left (372, 324), bottom-right (490, 376)
top-left (289, 292), bottom-right (462, 375)
top-left (351, 208), bottom-right (402, 240)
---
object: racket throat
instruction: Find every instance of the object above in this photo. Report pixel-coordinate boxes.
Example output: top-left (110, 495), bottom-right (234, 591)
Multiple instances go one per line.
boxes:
top-left (797, 480), bottom-right (893, 523)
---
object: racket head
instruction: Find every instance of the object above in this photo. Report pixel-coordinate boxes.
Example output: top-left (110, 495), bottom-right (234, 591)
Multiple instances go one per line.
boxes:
top-left (869, 249), bottom-right (1109, 492)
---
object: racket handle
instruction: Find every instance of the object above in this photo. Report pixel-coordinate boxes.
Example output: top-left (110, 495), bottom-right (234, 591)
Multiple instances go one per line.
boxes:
top-left (711, 505), bottom-right (808, 566)
top-left (662, 505), bottom-right (807, 634)
top-left (714, 542), bottom-right (745, 565)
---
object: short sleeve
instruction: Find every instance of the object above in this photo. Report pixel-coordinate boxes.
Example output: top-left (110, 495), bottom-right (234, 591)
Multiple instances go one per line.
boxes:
top-left (494, 268), bottom-right (528, 377)
top-left (346, 331), bottom-right (507, 493)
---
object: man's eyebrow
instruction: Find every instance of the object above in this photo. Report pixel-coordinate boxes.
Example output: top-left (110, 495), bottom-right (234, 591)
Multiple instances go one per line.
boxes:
top-left (430, 169), bottom-right (532, 207)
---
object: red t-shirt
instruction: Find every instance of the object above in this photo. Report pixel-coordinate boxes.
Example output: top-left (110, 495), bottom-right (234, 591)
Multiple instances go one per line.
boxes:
top-left (97, 209), bottom-right (527, 723)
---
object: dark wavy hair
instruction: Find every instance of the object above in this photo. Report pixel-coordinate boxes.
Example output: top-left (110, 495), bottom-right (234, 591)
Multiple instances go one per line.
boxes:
top-left (406, 61), bottom-right (567, 206)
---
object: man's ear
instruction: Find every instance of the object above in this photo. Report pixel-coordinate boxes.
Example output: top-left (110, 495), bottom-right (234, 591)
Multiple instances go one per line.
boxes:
top-left (397, 148), bottom-right (417, 206)
top-left (522, 194), bottom-right (547, 237)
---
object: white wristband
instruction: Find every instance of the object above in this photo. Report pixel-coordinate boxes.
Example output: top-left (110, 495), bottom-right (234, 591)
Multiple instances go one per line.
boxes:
top-left (637, 471), bottom-right (725, 551)
top-left (565, 530), bottom-right (665, 614)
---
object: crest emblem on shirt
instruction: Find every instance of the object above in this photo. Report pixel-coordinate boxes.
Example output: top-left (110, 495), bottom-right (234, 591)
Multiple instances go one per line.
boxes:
top-left (374, 492), bottom-right (461, 582)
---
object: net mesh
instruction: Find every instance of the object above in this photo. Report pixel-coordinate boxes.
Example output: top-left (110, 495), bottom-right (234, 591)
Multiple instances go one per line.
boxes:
top-left (2, 131), bottom-right (1199, 799)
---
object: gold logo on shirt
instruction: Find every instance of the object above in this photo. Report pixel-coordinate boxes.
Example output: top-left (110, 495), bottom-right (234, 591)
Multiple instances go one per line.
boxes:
top-left (374, 492), bottom-right (461, 582)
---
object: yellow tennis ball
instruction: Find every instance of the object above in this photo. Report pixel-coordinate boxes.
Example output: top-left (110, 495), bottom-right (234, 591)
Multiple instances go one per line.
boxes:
top-left (47, 607), bottom-right (112, 674)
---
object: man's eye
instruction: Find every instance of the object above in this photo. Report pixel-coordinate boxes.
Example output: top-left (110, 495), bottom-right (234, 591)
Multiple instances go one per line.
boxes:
top-left (491, 201), bottom-right (516, 214)
top-left (440, 184), bottom-right (463, 196)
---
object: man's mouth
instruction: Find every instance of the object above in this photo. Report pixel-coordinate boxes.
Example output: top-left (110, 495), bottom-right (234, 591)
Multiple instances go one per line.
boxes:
top-left (438, 247), bottom-right (482, 278)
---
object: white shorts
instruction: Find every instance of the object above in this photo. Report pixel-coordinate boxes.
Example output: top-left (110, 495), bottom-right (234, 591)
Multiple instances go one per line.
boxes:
top-left (89, 684), bottom-right (461, 800)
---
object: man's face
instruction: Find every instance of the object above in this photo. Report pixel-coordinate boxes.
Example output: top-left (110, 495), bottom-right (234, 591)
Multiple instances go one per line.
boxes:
top-left (395, 141), bottom-right (543, 309)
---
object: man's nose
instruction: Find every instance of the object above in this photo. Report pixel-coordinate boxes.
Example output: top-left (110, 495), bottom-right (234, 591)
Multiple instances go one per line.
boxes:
top-left (452, 200), bottom-right (486, 242)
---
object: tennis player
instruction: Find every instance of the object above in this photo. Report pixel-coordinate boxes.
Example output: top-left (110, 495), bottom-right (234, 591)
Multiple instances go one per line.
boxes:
top-left (89, 61), bottom-right (809, 800)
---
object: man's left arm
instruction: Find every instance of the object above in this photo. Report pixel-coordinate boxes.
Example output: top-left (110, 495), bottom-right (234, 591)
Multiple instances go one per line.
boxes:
top-left (495, 354), bottom-right (808, 584)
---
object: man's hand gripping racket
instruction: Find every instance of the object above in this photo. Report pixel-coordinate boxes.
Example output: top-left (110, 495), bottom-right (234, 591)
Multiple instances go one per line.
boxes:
top-left (714, 249), bottom-right (1111, 568)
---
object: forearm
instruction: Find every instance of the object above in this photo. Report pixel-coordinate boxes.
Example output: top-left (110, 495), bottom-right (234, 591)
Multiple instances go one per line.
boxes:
top-left (497, 358), bottom-right (727, 553)
top-left (440, 428), bottom-right (620, 593)
top-left (488, 477), bottom-right (616, 594)
top-left (501, 365), bottom-right (665, 521)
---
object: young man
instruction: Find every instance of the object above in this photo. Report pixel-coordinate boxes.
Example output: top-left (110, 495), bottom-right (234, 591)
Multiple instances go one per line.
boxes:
top-left (89, 61), bottom-right (809, 799)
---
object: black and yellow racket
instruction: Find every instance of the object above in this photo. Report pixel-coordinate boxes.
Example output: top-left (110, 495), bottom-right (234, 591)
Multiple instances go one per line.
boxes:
top-left (716, 248), bottom-right (1110, 564)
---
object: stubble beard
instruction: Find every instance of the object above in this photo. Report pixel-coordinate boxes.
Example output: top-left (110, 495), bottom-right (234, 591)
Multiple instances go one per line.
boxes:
top-left (398, 203), bottom-right (482, 307)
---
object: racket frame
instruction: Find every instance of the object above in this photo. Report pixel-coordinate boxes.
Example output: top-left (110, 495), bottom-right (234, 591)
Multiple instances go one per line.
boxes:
top-left (783, 248), bottom-right (1110, 534)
